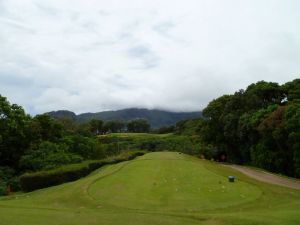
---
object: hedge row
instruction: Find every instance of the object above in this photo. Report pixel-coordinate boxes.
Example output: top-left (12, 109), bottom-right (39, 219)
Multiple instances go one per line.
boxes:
top-left (20, 151), bottom-right (146, 192)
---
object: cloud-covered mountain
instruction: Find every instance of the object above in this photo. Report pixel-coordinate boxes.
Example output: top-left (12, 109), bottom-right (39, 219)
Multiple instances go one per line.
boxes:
top-left (47, 108), bottom-right (202, 128)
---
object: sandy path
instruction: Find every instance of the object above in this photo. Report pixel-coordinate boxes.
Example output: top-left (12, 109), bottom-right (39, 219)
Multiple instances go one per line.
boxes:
top-left (225, 164), bottom-right (300, 190)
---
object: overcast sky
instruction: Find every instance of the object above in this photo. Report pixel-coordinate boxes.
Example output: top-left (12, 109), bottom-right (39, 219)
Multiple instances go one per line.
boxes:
top-left (0, 0), bottom-right (299, 114)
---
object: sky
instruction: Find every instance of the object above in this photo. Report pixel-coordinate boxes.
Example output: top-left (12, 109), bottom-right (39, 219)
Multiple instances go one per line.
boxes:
top-left (0, 0), bottom-right (299, 115)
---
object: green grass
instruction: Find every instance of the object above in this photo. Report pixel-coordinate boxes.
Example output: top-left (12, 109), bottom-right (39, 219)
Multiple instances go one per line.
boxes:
top-left (99, 132), bottom-right (173, 139)
top-left (1, 152), bottom-right (300, 225)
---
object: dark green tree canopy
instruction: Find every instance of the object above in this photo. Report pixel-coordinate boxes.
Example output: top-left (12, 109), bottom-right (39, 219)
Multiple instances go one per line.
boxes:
top-left (103, 120), bottom-right (125, 133)
top-left (89, 119), bottom-right (103, 135)
top-left (200, 79), bottom-right (300, 177)
top-left (127, 119), bottom-right (150, 133)
top-left (0, 95), bottom-right (31, 168)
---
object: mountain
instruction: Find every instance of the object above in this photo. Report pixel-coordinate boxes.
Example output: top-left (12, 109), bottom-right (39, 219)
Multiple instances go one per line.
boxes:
top-left (47, 108), bottom-right (202, 128)
top-left (47, 110), bottom-right (77, 120)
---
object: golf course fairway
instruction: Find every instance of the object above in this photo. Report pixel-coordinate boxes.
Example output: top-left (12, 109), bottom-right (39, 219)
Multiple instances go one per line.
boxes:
top-left (0, 152), bottom-right (300, 225)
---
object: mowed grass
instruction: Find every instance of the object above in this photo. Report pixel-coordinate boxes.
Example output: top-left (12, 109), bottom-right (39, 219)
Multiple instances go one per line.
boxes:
top-left (0, 152), bottom-right (300, 225)
top-left (98, 132), bottom-right (173, 141)
top-left (89, 153), bottom-right (261, 211)
top-left (100, 132), bottom-right (173, 138)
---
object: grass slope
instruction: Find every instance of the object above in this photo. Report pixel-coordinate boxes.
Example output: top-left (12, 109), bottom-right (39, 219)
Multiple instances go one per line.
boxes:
top-left (0, 152), bottom-right (300, 225)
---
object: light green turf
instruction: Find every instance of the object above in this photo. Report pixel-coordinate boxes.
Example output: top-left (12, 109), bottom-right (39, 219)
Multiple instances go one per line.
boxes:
top-left (0, 152), bottom-right (300, 225)
top-left (89, 152), bottom-right (261, 211)
top-left (99, 132), bottom-right (173, 139)
top-left (101, 132), bottom-right (172, 136)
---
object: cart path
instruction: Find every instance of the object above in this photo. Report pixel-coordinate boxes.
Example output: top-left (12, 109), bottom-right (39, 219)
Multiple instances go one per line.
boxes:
top-left (226, 164), bottom-right (300, 190)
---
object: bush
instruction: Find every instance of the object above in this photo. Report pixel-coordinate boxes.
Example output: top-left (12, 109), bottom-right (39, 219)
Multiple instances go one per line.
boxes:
top-left (0, 181), bottom-right (7, 196)
top-left (0, 166), bottom-right (20, 195)
top-left (20, 141), bottom-right (83, 171)
top-left (20, 163), bottom-right (90, 192)
top-left (9, 176), bottom-right (21, 192)
top-left (0, 167), bottom-right (15, 181)
top-left (98, 134), bottom-right (204, 156)
top-left (20, 151), bottom-right (146, 192)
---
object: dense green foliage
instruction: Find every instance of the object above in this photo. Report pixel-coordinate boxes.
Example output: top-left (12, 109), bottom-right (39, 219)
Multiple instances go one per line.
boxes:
top-left (0, 95), bottom-right (31, 169)
top-left (126, 119), bottom-right (150, 133)
top-left (57, 117), bottom-right (150, 134)
top-left (0, 166), bottom-right (19, 195)
top-left (174, 118), bottom-right (204, 135)
top-left (199, 79), bottom-right (300, 177)
top-left (19, 141), bottom-right (83, 171)
top-left (98, 133), bottom-right (205, 156)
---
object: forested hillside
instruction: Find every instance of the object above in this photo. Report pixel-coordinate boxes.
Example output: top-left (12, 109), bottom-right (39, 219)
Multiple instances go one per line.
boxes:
top-left (47, 108), bottom-right (202, 128)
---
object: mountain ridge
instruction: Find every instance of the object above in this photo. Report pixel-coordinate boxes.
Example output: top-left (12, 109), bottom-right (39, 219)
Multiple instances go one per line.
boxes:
top-left (47, 108), bottom-right (202, 128)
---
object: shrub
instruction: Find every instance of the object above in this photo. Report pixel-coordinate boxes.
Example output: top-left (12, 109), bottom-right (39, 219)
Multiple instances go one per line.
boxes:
top-left (0, 167), bottom-right (15, 181)
top-left (0, 166), bottom-right (20, 195)
top-left (20, 141), bottom-right (83, 171)
top-left (9, 176), bottom-right (21, 192)
top-left (20, 162), bottom-right (90, 192)
top-left (0, 181), bottom-right (7, 196)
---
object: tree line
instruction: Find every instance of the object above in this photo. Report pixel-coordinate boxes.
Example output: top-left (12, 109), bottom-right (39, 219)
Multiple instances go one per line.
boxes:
top-left (87, 118), bottom-right (150, 134)
top-left (178, 79), bottom-right (299, 178)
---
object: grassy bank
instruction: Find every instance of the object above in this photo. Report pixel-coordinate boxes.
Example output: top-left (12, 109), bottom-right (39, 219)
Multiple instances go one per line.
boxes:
top-left (0, 152), bottom-right (300, 225)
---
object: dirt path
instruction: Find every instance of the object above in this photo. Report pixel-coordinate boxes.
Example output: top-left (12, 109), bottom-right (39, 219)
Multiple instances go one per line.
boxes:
top-left (225, 164), bottom-right (300, 190)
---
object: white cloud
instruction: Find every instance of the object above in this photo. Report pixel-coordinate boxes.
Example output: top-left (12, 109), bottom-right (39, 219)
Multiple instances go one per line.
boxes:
top-left (0, 0), bottom-right (299, 114)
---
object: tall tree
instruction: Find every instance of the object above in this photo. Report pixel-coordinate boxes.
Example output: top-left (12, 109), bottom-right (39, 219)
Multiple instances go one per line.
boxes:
top-left (103, 120), bottom-right (125, 133)
top-left (89, 119), bottom-right (103, 135)
top-left (127, 119), bottom-right (150, 133)
top-left (0, 95), bottom-right (31, 169)
top-left (28, 114), bottom-right (64, 144)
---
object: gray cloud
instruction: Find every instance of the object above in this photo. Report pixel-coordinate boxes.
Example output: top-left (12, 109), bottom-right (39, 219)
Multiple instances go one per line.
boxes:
top-left (34, 2), bottom-right (59, 16)
top-left (0, 17), bottom-right (35, 33)
top-left (127, 45), bottom-right (160, 69)
top-left (153, 21), bottom-right (176, 39)
top-left (0, 0), bottom-right (299, 115)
